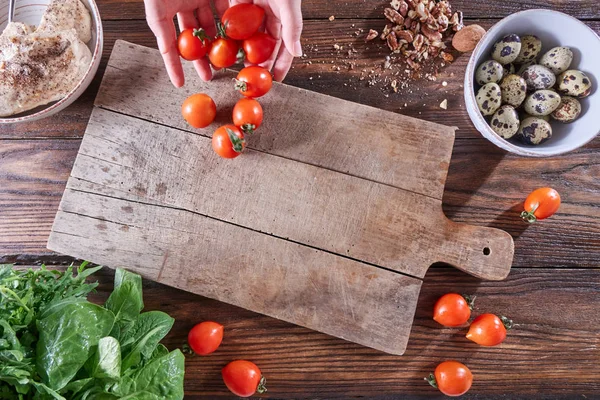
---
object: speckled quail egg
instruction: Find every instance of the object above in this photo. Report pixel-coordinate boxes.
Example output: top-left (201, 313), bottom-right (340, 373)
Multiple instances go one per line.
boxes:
top-left (551, 96), bottom-right (582, 123)
top-left (476, 83), bottom-right (502, 116)
top-left (557, 70), bottom-right (593, 98)
top-left (514, 35), bottom-right (542, 63)
top-left (516, 117), bottom-right (553, 145)
top-left (516, 60), bottom-right (537, 76)
top-left (490, 105), bottom-right (520, 139)
top-left (503, 63), bottom-right (516, 78)
top-left (492, 34), bottom-right (522, 65)
top-left (521, 65), bottom-right (556, 91)
top-left (539, 46), bottom-right (573, 74)
top-left (500, 74), bottom-right (527, 107)
top-left (524, 90), bottom-right (561, 116)
top-left (520, 112), bottom-right (550, 122)
top-left (475, 60), bottom-right (505, 85)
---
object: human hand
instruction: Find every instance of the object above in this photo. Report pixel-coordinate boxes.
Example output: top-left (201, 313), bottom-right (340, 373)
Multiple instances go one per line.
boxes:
top-left (144, 0), bottom-right (303, 88)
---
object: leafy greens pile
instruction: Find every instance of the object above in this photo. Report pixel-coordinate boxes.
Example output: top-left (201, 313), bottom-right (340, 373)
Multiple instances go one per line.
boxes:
top-left (0, 263), bottom-right (184, 399)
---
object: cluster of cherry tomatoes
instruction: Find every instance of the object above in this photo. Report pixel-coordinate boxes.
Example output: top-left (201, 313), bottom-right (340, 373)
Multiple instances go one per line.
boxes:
top-left (178, 3), bottom-right (275, 159)
top-left (187, 321), bottom-right (266, 397)
top-left (426, 293), bottom-right (514, 396)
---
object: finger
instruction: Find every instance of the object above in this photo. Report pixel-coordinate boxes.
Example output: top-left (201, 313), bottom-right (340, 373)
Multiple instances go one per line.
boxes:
top-left (193, 57), bottom-right (213, 81)
top-left (229, 0), bottom-right (253, 4)
top-left (279, 0), bottom-right (303, 57)
top-left (177, 11), bottom-right (198, 31)
top-left (272, 45), bottom-right (294, 82)
top-left (214, 0), bottom-right (230, 18)
top-left (261, 16), bottom-right (282, 71)
top-left (146, 12), bottom-right (185, 87)
top-left (196, 0), bottom-right (217, 37)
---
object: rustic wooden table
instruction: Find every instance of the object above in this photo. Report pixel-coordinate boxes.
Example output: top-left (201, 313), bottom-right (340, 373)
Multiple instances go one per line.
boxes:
top-left (1, 1), bottom-right (599, 398)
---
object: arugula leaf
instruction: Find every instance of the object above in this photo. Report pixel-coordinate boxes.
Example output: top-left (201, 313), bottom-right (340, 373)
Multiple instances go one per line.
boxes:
top-left (36, 301), bottom-right (115, 390)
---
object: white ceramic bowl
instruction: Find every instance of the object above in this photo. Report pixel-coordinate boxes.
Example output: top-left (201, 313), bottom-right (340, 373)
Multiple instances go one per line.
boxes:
top-left (0, 0), bottom-right (103, 124)
top-left (465, 10), bottom-right (600, 157)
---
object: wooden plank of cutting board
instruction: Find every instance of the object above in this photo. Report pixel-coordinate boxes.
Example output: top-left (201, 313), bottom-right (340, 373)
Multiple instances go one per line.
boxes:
top-left (49, 189), bottom-right (422, 355)
top-left (60, 108), bottom-right (513, 280)
top-left (95, 40), bottom-right (455, 201)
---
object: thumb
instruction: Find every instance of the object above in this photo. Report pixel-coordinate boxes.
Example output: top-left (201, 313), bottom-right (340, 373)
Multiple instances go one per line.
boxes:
top-left (279, 0), bottom-right (303, 57)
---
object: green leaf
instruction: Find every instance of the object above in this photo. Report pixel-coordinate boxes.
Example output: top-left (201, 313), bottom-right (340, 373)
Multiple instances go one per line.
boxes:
top-left (150, 344), bottom-right (169, 360)
top-left (112, 350), bottom-right (184, 399)
top-left (119, 391), bottom-right (162, 400)
top-left (60, 378), bottom-right (94, 396)
top-left (120, 311), bottom-right (174, 371)
top-left (105, 269), bottom-right (144, 340)
top-left (90, 337), bottom-right (121, 381)
top-left (30, 381), bottom-right (66, 399)
top-left (36, 301), bottom-right (115, 390)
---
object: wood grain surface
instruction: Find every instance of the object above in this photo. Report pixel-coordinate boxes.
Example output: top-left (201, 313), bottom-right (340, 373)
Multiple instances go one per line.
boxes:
top-left (1, 0), bottom-right (599, 397)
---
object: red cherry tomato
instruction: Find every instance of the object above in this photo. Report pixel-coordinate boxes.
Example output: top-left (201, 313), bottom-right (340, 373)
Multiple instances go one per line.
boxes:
top-left (181, 93), bottom-right (216, 129)
top-left (427, 361), bottom-right (473, 397)
top-left (208, 37), bottom-right (240, 69)
top-left (177, 28), bottom-right (211, 61)
top-left (222, 360), bottom-right (267, 397)
top-left (212, 125), bottom-right (245, 159)
top-left (221, 4), bottom-right (265, 40)
top-left (233, 98), bottom-right (263, 134)
top-left (235, 66), bottom-right (273, 98)
top-left (466, 313), bottom-right (513, 346)
top-left (433, 293), bottom-right (474, 327)
top-left (521, 187), bottom-right (561, 223)
top-left (243, 32), bottom-right (277, 64)
top-left (187, 321), bottom-right (223, 355)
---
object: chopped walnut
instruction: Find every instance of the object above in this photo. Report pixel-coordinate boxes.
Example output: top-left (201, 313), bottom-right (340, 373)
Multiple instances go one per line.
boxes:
top-left (387, 31), bottom-right (400, 51)
top-left (389, 0), bottom-right (401, 10)
top-left (365, 29), bottom-right (379, 41)
top-left (396, 29), bottom-right (414, 44)
top-left (380, 24), bottom-right (392, 39)
top-left (384, 8), bottom-right (405, 25)
top-left (441, 51), bottom-right (454, 63)
top-left (398, 0), bottom-right (409, 17)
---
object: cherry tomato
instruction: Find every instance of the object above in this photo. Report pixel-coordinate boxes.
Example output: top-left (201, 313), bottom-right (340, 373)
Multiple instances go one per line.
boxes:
top-left (209, 37), bottom-right (240, 69)
top-left (221, 4), bottom-right (265, 40)
top-left (187, 321), bottom-right (223, 355)
top-left (235, 66), bottom-right (273, 98)
top-left (222, 360), bottom-right (266, 397)
top-left (433, 293), bottom-right (474, 327)
top-left (466, 313), bottom-right (513, 346)
top-left (212, 125), bottom-right (245, 159)
top-left (243, 32), bottom-right (277, 65)
top-left (181, 93), bottom-right (216, 129)
top-left (426, 361), bottom-right (473, 397)
top-left (177, 28), bottom-right (211, 61)
top-left (233, 98), bottom-right (263, 134)
top-left (521, 187), bottom-right (561, 223)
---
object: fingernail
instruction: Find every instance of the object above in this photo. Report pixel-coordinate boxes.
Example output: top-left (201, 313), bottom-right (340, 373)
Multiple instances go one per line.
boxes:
top-left (293, 41), bottom-right (303, 57)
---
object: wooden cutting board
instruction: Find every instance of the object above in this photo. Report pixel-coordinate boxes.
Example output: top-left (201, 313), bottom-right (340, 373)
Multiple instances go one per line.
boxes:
top-left (47, 41), bottom-right (514, 355)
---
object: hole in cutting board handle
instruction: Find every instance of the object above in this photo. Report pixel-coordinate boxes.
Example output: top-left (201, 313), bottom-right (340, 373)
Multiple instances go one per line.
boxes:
top-left (483, 247), bottom-right (491, 256)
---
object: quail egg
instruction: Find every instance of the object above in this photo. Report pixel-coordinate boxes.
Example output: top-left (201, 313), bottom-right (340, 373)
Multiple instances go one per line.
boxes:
top-left (516, 60), bottom-right (537, 76)
top-left (503, 63), bottom-right (516, 78)
top-left (514, 35), bottom-right (542, 63)
top-left (523, 90), bottom-right (561, 116)
top-left (490, 105), bottom-right (520, 139)
top-left (475, 60), bottom-right (505, 85)
top-left (521, 65), bottom-right (556, 91)
top-left (551, 96), bottom-right (582, 123)
top-left (500, 74), bottom-right (527, 107)
top-left (492, 34), bottom-right (522, 65)
top-left (476, 83), bottom-right (502, 116)
top-left (557, 70), bottom-right (593, 98)
top-left (539, 46), bottom-right (573, 74)
top-left (516, 117), bottom-right (553, 145)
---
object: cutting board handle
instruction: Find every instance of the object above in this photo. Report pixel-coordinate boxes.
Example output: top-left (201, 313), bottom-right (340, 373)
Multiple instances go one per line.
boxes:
top-left (436, 219), bottom-right (515, 281)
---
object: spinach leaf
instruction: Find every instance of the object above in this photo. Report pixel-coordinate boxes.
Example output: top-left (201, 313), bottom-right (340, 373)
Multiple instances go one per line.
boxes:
top-left (105, 269), bottom-right (144, 340)
top-left (87, 337), bottom-right (121, 381)
top-left (120, 311), bottom-right (174, 372)
top-left (112, 350), bottom-right (184, 399)
top-left (60, 378), bottom-right (94, 396)
top-left (30, 381), bottom-right (66, 399)
top-left (36, 301), bottom-right (115, 390)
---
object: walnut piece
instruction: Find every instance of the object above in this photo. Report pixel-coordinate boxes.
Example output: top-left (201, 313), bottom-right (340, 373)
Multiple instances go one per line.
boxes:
top-left (384, 8), bottom-right (405, 25)
top-left (365, 29), bottom-right (379, 41)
